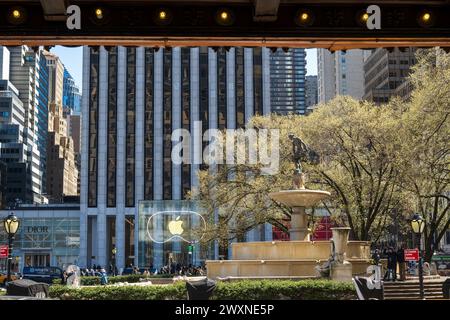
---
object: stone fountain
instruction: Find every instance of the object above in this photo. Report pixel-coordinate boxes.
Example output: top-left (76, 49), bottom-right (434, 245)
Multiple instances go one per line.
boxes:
top-left (206, 134), bottom-right (370, 281)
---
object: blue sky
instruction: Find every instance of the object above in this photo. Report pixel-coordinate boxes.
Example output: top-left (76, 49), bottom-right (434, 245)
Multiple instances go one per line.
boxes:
top-left (52, 46), bottom-right (318, 90)
top-left (52, 46), bottom-right (83, 90)
top-left (305, 48), bottom-right (317, 76)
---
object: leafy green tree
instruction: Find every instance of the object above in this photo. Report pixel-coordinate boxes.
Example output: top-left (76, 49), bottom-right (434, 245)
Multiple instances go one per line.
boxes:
top-left (399, 48), bottom-right (450, 262)
top-left (192, 96), bottom-right (408, 244)
top-left (191, 49), bottom-right (450, 258)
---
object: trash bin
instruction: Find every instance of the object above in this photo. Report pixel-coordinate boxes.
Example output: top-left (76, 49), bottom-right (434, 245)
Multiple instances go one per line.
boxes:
top-left (443, 278), bottom-right (450, 299)
top-left (6, 279), bottom-right (49, 298)
top-left (186, 278), bottom-right (216, 300)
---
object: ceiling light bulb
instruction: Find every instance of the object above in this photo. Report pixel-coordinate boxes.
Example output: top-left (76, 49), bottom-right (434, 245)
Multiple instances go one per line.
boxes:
top-left (95, 8), bottom-right (103, 19)
top-left (12, 10), bottom-right (21, 19)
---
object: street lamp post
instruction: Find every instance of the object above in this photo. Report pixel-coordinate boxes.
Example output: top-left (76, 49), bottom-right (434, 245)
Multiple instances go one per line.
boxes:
top-left (410, 213), bottom-right (425, 300)
top-left (3, 213), bottom-right (20, 283)
top-left (112, 246), bottom-right (117, 276)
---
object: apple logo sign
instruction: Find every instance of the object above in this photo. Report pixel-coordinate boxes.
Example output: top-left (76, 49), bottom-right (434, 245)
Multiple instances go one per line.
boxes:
top-left (168, 216), bottom-right (184, 235)
top-left (145, 210), bottom-right (206, 244)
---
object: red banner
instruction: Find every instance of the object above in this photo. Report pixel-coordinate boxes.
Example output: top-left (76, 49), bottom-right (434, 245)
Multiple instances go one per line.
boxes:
top-left (404, 249), bottom-right (419, 261)
top-left (0, 245), bottom-right (8, 258)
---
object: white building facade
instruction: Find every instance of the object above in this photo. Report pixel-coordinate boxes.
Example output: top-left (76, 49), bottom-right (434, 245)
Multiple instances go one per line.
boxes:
top-left (317, 49), bottom-right (365, 103)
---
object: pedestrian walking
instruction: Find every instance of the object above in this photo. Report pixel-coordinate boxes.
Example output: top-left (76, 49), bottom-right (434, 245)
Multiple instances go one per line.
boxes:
top-left (100, 268), bottom-right (108, 285)
top-left (396, 246), bottom-right (406, 281)
top-left (384, 247), bottom-right (397, 281)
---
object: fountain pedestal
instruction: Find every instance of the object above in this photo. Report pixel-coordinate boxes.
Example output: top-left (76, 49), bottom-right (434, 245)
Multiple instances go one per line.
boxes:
top-left (269, 189), bottom-right (331, 241)
top-left (290, 207), bottom-right (310, 241)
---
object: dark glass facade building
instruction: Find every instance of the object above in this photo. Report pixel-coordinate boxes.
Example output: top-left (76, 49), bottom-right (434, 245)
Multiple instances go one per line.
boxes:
top-left (80, 47), bottom-right (273, 269)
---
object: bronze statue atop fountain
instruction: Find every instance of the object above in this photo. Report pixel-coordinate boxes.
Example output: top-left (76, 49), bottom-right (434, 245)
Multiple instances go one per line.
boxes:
top-left (288, 133), bottom-right (320, 190)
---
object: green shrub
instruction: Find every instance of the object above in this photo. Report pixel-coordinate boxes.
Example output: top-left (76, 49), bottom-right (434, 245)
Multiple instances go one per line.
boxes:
top-left (49, 282), bottom-right (186, 300)
top-left (49, 279), bottom-right (356, 300)
top-left (212, 280), bottom-right (355, 300)
top-left (52, 274), bottom-right (173, 286)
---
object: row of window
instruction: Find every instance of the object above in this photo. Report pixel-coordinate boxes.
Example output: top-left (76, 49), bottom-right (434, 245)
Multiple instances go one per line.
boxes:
top-left (1, 148), bottom-right (20, 154)
top-left (88, 47), bottom-right (264, 207)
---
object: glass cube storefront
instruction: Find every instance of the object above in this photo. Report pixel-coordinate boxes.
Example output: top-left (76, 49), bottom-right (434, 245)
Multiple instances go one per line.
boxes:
top-left (138, 200), bottom-right (213, 269)
top-left (0, 218), bottom-right (80, 272)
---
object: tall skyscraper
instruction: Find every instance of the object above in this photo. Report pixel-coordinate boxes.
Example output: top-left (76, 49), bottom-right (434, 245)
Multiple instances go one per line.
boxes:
top-left (0, 79), bottom-right (42, 204)
top-left (44, 51), bottom-right (64, 106)
top-left (63, 68), bottom-right (81, 113)
top-left (44, 51), bottom-right (79, 201)
top-left (363, 47), bottom-right (416, 103)
top-left (0, 47), bottom-right (10, 80)
top-left (80, 46), bottom-right (273, 269)
top-left (269, 48), bottom-right (307, 114)
top-left (317, 48), bottom-right (335, 103)
top-left (46, 103), bottom-right (79, 200)
top-left (65, 107), bottom-right (81, 195)
top-left (6, 46), bottom-right (46, 203)
top-left (317, 49), bottom-right (365, 103)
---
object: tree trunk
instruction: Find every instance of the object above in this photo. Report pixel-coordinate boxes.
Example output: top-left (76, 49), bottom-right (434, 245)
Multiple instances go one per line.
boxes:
top-left (423, 235), bottom-right (434, 263)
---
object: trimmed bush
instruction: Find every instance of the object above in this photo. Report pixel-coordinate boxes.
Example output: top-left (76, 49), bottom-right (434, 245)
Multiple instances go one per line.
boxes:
top-left (49, 282), bottom-right (186, 300)
top-left (52, 274), bottom-right (173, 286)
top-left (49, 279), bottom-right (356, 300)
top-left (212, 280), bottom-right (355, 300)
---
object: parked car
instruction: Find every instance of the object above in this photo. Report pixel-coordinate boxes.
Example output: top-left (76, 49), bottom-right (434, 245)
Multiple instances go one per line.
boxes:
top-left (0, 271), bottom-right (21, 286)
top-left (22, 266), bottom-right (64, 284)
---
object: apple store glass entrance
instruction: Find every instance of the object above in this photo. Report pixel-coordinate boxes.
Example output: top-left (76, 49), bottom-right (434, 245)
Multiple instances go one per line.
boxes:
top-left (138, 200), bottom-right (213, 269)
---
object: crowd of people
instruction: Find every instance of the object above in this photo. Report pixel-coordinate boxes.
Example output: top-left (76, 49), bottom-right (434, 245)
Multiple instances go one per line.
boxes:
top-left (79, 264), bottom-right (111, 277)
top-left (156, 264), bottom-right (206, 276)
top-left (370, 244), bottom-right (435, 281)
top-left (77, 263), bottom-right (207, 278)
top-left (371, 246), bottom-right (406, 281)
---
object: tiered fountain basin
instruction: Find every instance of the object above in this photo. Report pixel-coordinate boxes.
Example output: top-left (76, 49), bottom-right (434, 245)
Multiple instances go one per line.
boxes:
top-left (268, 189), bottom-right (332, 208)
top-left (206, 187), bottom-right (371, 280)
top-left (206, 240), bottom-right (371, 279)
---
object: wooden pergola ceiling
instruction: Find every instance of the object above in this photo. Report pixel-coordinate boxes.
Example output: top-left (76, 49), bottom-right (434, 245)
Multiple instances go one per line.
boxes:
top-left (1, 0), bottom-right (450, 50)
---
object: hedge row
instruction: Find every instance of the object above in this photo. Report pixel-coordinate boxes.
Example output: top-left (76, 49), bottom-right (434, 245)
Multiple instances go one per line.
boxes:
top-left (53, 274), bottom-right (173, 286)
top-left (49, 279), bottom-right (356, 300)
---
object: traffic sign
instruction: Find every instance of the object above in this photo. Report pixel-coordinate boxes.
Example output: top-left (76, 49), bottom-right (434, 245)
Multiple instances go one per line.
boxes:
top-left (0, 245), bottom-right (8, 258)
top-left (404, 249), bottom-right (419, 261)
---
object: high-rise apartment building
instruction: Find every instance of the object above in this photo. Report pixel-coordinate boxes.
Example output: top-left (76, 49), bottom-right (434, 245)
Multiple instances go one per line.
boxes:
top-left (363, 47), bottom-right (416, 103)
top-left (305, 75), bottom-right (318, 109)
top-left (317, 49), bottom-right (365, 103)
top-left (270, 48), bottom-right (307, 114)
top-left (80, 46), bottom-right (273, 269)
